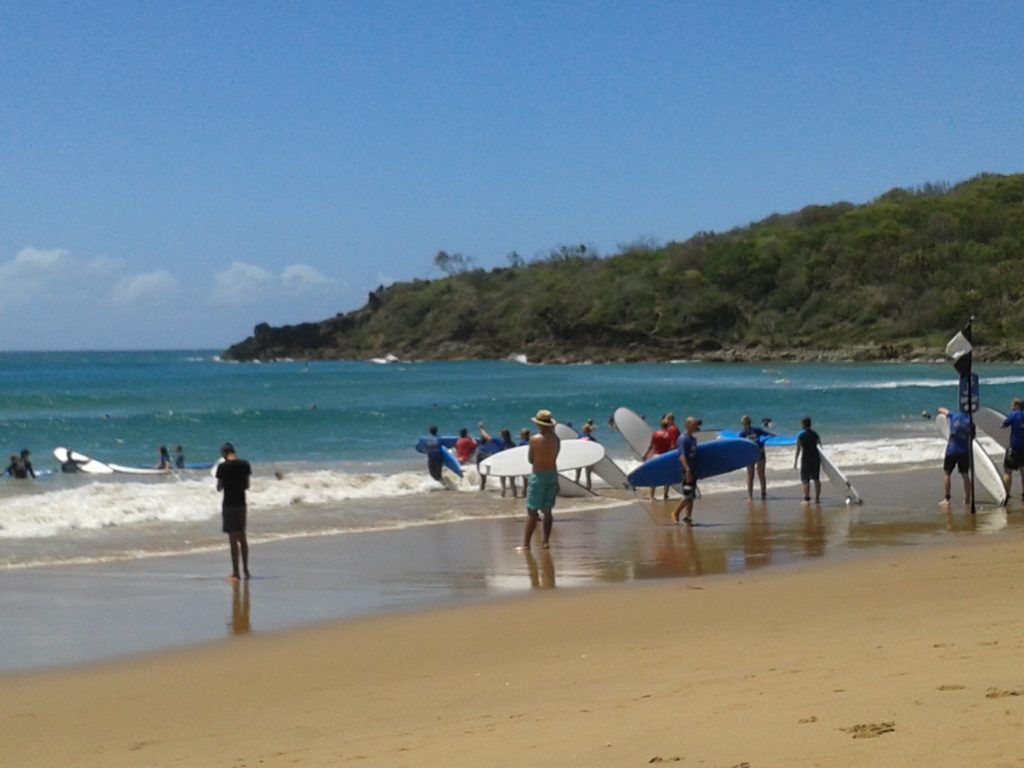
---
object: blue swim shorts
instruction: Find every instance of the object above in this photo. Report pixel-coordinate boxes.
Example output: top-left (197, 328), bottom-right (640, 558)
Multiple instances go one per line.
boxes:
top-left (527, 470), bottom-right (559, 511)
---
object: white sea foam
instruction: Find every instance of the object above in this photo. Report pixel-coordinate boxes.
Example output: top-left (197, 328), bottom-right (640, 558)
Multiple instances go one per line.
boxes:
top-left (0, 432), bottom-right (999, 544)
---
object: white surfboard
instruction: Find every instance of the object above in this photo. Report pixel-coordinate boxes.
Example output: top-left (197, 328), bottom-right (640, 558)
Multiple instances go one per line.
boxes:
top-left (974, 406), bottom-right (1010, 450)
top-left (935, 413), bottom-right (1006, 505)
top-left (52, 447), bottom-right (114, 474)
top-left (553, 423), bottom-right (630, 490)
top-left (817, 446), bottom-right (863, 505)
top-left (479, 440), bottom-right (605, 477)
top-left (557, 475), bottom-right (597, 497)
top-left (613, 407), bottom-right (653, 459)
top-left (105, 463), bottom-right (172, 476)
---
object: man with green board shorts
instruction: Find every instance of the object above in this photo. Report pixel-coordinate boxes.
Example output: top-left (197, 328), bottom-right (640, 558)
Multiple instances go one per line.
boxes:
top-left (521, 409), bottom-right (561, 550)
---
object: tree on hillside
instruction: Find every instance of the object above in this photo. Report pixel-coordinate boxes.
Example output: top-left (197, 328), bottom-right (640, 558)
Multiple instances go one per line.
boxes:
top-left (434, 250), bottom-right (474, 276)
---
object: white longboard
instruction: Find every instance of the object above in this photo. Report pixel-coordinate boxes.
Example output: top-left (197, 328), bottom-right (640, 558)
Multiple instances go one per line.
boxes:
top-left (935, 413), bottom-right (1006, 505)
top-left (553, 423), bottom-right (630, 490)
top-left (817, 446), bottom-right (863, 505)
top-left (974, 406), bottom-right (1010, 450)
top-left (479, 440), bottom-right (605, 478)
top-left (52, 447), bottom-right (114, 474)
top-left (613, 407), bottom-right (653, 459)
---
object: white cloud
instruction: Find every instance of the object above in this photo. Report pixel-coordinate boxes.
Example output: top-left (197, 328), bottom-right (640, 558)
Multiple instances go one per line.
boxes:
top-left (0, 247), bottom-right (75, 305)
top-left (211, 261), bottom-right (275, 305)
top-left (211, 261), bottom-right (337, 305)
top-left (281, 263), bottom-right (333, 291)
top-left (109, 270), bottom-right (178, 305)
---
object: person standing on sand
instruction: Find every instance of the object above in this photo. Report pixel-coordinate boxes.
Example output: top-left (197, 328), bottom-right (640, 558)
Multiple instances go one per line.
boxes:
top-left (521, 409), bottom-right (561, 549)
top-left (671, 417), bottom-right (701, 525)
top-left (216, 442), bottom-right (252, 581)
top-left (793, 417), bottom-right (822, 503)
top-left (664, 412), bottom-right (681, 447)
top-left (937, 406), bottom-right (971, 506)
top-left (738, 415), bottom-right (771, 500)
top-left (999, 398), bottom-right (1024, 502)
top-left (642, 418), bottom-right (674, 501)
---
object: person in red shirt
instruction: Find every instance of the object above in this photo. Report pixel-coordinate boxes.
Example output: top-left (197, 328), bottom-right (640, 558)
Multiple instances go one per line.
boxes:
top-left (643, 418), bottom-right (674, 500)
top-left (664, 412), bottom-right (681, 448)
top-left (454, 427), bottom-right (478, 464)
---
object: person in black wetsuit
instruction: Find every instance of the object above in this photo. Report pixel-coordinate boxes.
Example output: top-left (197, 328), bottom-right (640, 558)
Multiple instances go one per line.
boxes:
top-left (215, 442), bottom-right (253, 581)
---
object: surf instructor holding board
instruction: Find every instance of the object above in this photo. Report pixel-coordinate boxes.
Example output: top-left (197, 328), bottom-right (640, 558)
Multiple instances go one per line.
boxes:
top-left (521, 409), bottom-right (561, 550)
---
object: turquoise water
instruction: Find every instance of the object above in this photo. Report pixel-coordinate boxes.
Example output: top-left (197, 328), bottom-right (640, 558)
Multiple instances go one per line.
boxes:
top-left (2, 351), bottom-right (1023, 568)
top-left (2, 351), bottom-right (1018, 466)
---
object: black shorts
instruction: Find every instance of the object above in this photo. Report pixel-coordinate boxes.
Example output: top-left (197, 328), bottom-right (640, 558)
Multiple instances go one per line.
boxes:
top-left (944, 453), bottom-right (969, 475)
top-left (800, 463), bottom-right (820, 484)
top-left (681, 480), bottom-right (698, 499)
top-left (1004, 449), bottom-right (1024, 472)
top-left (222, 505), bottom-right (247, 534)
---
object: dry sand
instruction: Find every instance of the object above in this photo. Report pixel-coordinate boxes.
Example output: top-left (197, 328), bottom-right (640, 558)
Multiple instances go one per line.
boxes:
top-left (3, 526), bottom-right (1023, 767)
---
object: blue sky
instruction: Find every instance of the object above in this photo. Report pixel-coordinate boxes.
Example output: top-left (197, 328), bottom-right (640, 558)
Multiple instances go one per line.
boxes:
top-left (2, 0), bottom-right (1021, 350)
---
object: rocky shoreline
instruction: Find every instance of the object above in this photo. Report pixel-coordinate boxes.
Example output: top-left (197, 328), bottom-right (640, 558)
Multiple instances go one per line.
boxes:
top-left (221, 330), bottom-right (1024, 365)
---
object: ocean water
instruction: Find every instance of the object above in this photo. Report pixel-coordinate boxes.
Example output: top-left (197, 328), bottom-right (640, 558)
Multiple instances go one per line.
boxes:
top-left (1, 350), bottom-right (1022, 569)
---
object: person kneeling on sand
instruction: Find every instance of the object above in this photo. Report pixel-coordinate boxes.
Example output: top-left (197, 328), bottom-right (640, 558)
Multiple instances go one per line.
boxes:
top-left (521, 409), bottom-right (561, 549)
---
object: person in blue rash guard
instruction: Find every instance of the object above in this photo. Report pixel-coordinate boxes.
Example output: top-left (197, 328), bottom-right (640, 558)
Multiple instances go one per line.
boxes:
top-left (937, 406), bottom-right (971, 507)
top-left (738, 414), bottom-right (772, 499)
top-left (1000, 398), bottom-right (1024, 503)
top-left (423, 425), bottom-right (444, 483)
top-left (671, 417), bottom-right (701, 525)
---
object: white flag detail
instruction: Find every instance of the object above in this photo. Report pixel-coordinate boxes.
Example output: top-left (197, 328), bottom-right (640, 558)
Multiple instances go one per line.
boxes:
top-left (945, 331), bottom-right (972, 361)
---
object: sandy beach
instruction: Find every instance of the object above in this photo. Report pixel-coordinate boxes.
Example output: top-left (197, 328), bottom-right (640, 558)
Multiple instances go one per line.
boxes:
top-left (3, 464), bottom-right (1024, 766)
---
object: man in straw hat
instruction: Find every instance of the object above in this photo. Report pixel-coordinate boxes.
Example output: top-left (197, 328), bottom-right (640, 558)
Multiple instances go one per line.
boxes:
top-left (521, 408), bottom-right (561, 549)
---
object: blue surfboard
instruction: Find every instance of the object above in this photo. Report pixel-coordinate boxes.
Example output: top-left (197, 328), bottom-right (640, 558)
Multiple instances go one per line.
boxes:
top-left (627, 439), bottom-right (760, 487)
top-left (718, 430), bottom-right (797, 447)
top-left (440, 445), bottom-right (463, 478)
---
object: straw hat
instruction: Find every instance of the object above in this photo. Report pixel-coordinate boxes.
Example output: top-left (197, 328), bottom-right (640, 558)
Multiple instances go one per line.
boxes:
top-left (531, 409), bottom-right (555, 427)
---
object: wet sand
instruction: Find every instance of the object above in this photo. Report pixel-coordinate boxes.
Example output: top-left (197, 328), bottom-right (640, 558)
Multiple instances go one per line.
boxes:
top-left (3, 466), bottom-right (1024, 765)
top-left (0, 464), bottom-right (1019, 673)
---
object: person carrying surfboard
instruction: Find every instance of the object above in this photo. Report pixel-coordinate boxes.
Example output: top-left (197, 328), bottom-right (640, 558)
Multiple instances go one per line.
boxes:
top-left (1000, 398), bottom-right (1024, 502)
top-left (671, 417), bottom-right (701, 525)
top-left (937, 407), bottom-right (971, 506)
top-left (422, 426), bottom-right (445, 483)
top-left (521, 409), bottom-right (561, 550)
top-left (642, 418), bottom-right (674, 501)
top-left (793, 417), bottom-right (822, 503)
top-left (738, 415), bottom-right (771, 500)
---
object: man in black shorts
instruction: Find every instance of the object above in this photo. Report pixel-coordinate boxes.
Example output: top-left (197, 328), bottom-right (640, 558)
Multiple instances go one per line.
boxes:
top-left (216, 442), bottom-right (252, 580)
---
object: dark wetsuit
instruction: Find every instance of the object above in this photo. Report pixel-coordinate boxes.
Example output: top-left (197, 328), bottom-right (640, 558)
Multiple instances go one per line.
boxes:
top-left (216, 458), bottom-right (252, 532)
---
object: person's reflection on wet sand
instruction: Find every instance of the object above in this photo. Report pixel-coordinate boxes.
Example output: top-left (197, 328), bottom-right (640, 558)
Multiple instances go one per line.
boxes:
top-left (228, 579), bottom-right (251, 636)
top-left (744, 499), bottom-right (772, 568)
top-left (642, 524), bottom-right (703, 579)
top-left (800, 502), bottom-right (826, 557)
top-left (525, 548), bottom-right (556, 589)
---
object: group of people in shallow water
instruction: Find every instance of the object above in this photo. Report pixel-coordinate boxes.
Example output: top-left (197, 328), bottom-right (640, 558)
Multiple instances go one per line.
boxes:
top-left (3, 444), bottom-right (190, 477)
top-left (3, 449), bottom-right (35, 478)
top-left (422, 416), bottom-right (603, 497)
top-left (642, 413), bottom-right (825, 526)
